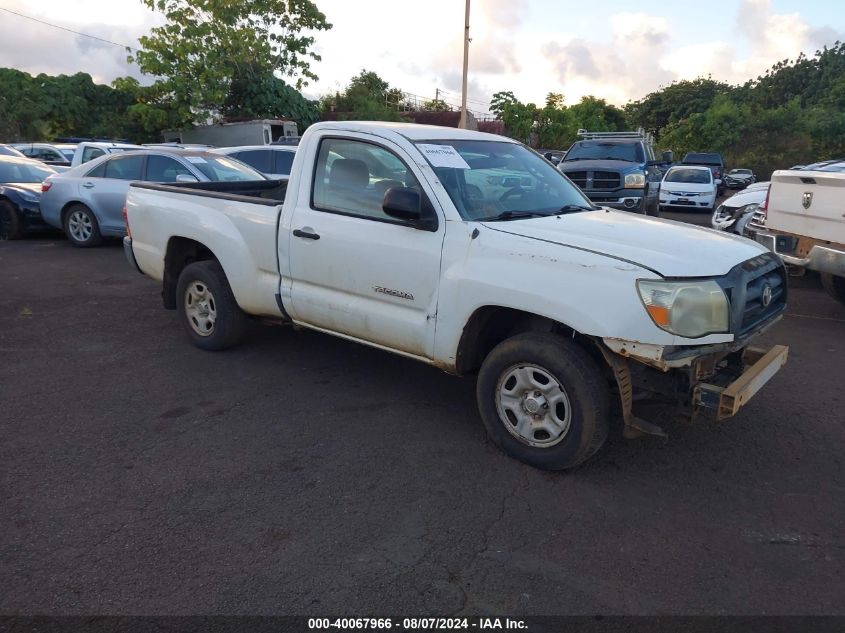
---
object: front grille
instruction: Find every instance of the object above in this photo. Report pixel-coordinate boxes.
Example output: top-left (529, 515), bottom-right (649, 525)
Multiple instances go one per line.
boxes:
top-left (561, 170), bottom-right (620, 191)
top-left (592, 171), bottom-right (621, 190)
top-left (564, 171), bottom-right (587, 188)
top-left (740, 268), bottom-right (786, 334)
top-left (719, 253), bottom-right (787, 338)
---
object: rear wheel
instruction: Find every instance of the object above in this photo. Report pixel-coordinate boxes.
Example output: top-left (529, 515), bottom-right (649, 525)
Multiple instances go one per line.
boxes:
top-left (176, 260), bottom-right (247, 350)
top-left (476, 332), bottom-right (610, 470)
top-left (0, 200), bottom-right (24, 240)
top-left (820, 272), bottom-right (845, 306)
top-left (64, 204), bottom-right (102, 247)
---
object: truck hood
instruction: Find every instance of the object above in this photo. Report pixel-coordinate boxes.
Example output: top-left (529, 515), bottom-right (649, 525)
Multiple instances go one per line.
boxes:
top-left (481, 210), bottom-right (766, 277)
top-left (559, 159), bottom-right (641, 172)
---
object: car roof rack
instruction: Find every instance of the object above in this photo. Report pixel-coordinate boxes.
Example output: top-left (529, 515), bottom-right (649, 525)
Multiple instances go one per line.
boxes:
top-left (577, 128), bottom-right (653, 144)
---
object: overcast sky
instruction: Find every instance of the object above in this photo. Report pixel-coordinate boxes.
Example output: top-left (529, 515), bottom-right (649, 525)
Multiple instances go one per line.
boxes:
top-left (0, 0), bottom-right (843, 116)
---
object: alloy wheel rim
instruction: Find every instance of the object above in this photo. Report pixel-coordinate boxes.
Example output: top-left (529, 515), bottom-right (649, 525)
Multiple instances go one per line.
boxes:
top-left (185, 281), bottom-right (217, 336)
top-left (495, 363), bottom-right (572, 447)
top-left (68, 210), bottom-right (93, 242)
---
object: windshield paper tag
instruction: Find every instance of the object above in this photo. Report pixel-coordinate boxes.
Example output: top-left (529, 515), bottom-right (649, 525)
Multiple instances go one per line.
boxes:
top-left (417, 144), bottom-right (470, 169)
top-left (185, 156), bottom-right (208, 164)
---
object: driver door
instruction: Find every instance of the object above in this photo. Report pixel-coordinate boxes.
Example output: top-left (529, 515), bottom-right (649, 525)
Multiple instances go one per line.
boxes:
top-left (285, 134), bottom-right (445, 358)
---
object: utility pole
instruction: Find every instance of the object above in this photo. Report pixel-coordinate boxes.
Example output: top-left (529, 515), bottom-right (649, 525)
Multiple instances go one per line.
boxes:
top-left (459, 0), bottom-right (470, 129)
top-left (435, 87), bottom-right (440, 106)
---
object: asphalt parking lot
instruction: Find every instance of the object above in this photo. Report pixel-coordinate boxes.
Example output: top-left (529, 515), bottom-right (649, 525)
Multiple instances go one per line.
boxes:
top-left (2, 213), bottom-right (845, 616)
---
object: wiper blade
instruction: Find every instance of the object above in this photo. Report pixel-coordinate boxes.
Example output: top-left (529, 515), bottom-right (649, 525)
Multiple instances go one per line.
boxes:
top-left (476, 210), bottom-right (550, 221)
top-left (557, 204), bottom-right (599, 213)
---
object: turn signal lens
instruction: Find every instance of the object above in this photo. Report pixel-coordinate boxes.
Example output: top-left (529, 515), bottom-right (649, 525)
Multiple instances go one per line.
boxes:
top-left (645, 304), bottom-right (670, 326)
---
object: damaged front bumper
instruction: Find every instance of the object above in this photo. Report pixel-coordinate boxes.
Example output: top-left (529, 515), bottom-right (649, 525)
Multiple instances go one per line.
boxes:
top-left (598, 340), bottom-right (789, 438)
top-left (693, 345), bottom-right (788, 420)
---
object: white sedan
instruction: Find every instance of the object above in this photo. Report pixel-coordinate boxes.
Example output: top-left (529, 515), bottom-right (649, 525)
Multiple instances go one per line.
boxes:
top-left (659, 165), bottom-right (717, 212)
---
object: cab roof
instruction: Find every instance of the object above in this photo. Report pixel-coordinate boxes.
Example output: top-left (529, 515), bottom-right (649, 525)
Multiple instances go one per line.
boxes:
top-left (307, 121), bottom-right (513, 143)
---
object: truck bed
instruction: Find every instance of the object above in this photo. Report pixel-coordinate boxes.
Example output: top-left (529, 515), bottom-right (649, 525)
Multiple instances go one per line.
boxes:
top-left (126, 179), bottom-right (287, 318)
top-left (131, 178), bottom-right (288, 203)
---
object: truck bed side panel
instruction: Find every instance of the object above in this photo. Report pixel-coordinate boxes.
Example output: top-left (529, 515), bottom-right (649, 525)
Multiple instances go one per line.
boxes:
top-left (126, 184), bottom-right (284, 317)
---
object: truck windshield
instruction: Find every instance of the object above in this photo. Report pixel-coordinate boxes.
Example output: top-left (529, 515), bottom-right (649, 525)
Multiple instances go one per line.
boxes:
top-left (563, 142), bottom-right (641, 163)
top-left (415, 140), bottom-right (595, 221)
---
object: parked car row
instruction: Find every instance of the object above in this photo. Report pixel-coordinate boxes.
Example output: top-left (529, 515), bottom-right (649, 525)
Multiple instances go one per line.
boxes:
top-left (0, 143), bottom-right (299, 244)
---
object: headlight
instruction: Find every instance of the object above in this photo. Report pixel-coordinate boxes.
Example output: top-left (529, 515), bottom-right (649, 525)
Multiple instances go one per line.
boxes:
top-left (624, 172), bottom-right (646, 188)
top-left (637, 279), bottom-right (729, 338)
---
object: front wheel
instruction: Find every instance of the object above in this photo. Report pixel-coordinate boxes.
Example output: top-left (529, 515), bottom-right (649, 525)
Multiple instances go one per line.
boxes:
top-left (820, 272), bottom-right (845, 306)
top-left (476, 332), bottom-right (610, 470)
top-left (176, 260), bottom-right (247, 350)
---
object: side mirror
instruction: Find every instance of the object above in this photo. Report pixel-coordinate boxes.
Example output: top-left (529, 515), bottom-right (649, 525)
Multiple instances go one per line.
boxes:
top-left (176, 173), bottom-right (199, 183)
top-left (661, 150), bottom-right (673, 164)
top-left (383, 187), bottom-right (437, 231)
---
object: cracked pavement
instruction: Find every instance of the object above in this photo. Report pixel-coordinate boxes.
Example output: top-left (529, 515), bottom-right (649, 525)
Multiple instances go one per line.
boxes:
top-left (1, 221), bottom-right (844, 615)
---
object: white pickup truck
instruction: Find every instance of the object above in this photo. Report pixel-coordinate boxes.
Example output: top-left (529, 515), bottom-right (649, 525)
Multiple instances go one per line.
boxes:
top-left (754, 163), bottom-right (845, 305)
top-left (124, 121), bottom-right (789, 470)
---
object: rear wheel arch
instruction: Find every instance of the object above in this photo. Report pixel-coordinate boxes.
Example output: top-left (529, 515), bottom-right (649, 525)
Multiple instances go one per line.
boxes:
top-left (163, 237), bottom-right (220, 309)
top-left (60, 200), bottom-right (91, 225)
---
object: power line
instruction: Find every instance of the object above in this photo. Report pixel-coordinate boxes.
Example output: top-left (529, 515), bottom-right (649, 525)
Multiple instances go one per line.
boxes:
top-left (0, 6), bottom-right (140, 52)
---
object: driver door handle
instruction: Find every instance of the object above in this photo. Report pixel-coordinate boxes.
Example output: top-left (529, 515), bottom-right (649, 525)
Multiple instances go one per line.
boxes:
top-left (293, 228), bottom-right (320, 240)
top-left (82, 182), bottom-right (95, 188)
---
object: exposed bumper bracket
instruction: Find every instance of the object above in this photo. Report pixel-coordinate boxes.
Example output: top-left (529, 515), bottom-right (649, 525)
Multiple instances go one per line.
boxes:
top-left (694, 345), bottom-right (789, 421)
top-left (598, 344), bottom-right (667, 439)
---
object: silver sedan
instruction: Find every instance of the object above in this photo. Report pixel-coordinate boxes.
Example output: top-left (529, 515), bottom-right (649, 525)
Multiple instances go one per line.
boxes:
top-left (39, 149), bottom-right (265, 246)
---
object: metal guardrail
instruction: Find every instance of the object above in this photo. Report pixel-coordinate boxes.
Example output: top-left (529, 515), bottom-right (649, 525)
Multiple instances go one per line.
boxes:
top-left (577, 128), bottom-right (654, 144)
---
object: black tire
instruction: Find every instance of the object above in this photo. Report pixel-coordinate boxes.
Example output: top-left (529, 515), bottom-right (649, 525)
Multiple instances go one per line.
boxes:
top-left (476, 332), bottom-right (610, 470)
top-left (63, 203), bottom-right (102, 247)
top-left (176, 260), bottom-right (247, 350)
top-left (820, 272), bottom-right (845, 306)
top-left (0, 200), bottom-right (24, 240)
top-left (644, 191), bottom-right (659, 217)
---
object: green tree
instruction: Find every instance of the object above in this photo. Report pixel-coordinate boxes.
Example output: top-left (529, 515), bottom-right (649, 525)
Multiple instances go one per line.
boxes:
top-left (625, 77), bottom-right (729, 137)
top-left (422, 98), bottom-right (451, 112)
top-left (321, 70), bottom-right (403, 121)
top-left (489, 91), bottom-right (537, 144)
top-left (131, 0), bottom-right (331, 122)
top-left (223, 65), bottom-right (320, 130)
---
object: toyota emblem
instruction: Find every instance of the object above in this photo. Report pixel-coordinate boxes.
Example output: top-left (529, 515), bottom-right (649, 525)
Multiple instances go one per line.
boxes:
top-left (761, 284), bottom-right (773, 307)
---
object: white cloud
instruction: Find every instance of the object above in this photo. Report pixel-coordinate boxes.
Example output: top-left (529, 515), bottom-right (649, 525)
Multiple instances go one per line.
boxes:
top-left (0, 0), bottom-right (160, 84)
top-left (540, 13), bottom-right (674, 105)
top-left (0, 0), bottom-right (843, 112)
top-left (537, 2), bottom-right (843, 105)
